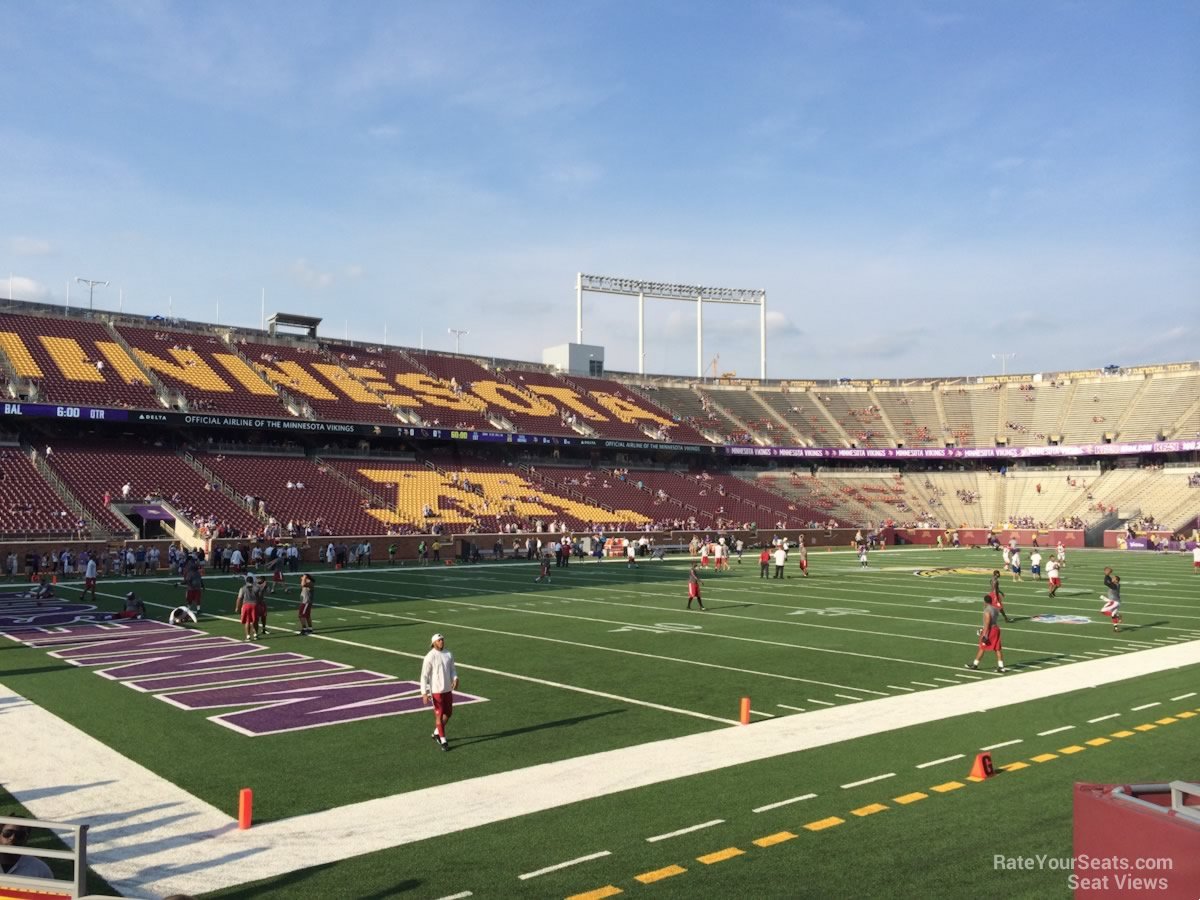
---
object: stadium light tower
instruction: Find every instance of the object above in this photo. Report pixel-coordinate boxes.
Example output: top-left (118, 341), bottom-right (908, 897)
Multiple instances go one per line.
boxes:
top-left (448, 328), bottom-right (469, 354)
top-left (576, 273), bottom-right (768, 379)
top-left (991, 352), bottom-right (1015, 375)
top-left (75, 277), bottom-right (109, 310)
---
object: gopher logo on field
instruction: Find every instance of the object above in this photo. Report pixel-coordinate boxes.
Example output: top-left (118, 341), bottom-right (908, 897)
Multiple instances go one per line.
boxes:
top-left (912, 567), bottom-right (994, 578)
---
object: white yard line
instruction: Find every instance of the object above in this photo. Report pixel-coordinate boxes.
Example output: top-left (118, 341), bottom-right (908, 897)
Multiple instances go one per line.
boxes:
top-left (776, 704), bottom-right (807, 712)
top-left (645, 819), bottom-right (725, 842)
top-left (5, 621), bottom-right (1200, 898)
top-left (1172, 692), bottom-right (1197, 701)
top-left (518, 850), bottom-right (611, 880)
top-left (807, 698), bottom-right (835, 706)
top-left (1037, 725), bottom-right (1074, 737)
top-left (833, 693), bottom-right (863, 701)
top-left (841, 773), bottom-right (895, 789)
top-left (886, 684), bottom-right (916, 692)
top-left (910, 681), bottom-right (939, 687)
top-left (1087, 713), bottom-right (1120, 723)
top-left (1131, 702), bottom-right (1161, 711)
top-left (752, 793), bottom-right (817, 813)
top-left (437, 892), bottom-right (473, 900)
top-left (915, 754), bottom-right (965, 769)
top-left (980, 739), bottom-right (1023, 751)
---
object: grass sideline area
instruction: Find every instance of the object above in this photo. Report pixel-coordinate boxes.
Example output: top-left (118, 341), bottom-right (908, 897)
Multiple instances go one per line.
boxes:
top-left (1, 546), bottom-right (1198, 897)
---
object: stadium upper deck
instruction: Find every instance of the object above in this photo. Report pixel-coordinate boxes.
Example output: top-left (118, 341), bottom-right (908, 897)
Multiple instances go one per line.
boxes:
top-left (1, 304), bottom-right (1197, 451)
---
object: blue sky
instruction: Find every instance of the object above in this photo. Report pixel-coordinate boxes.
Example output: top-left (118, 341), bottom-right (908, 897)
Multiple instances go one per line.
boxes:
top-left (2, 1), bottom-right (1197, 379)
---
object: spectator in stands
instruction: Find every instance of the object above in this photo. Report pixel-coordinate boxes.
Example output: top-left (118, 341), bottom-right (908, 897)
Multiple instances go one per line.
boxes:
top-left (0, 822), bottom-right (53, 880)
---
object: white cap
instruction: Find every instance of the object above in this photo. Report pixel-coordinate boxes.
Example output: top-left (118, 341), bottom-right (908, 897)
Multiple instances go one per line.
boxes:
top-left (431, 633), bottom-right (445, 645)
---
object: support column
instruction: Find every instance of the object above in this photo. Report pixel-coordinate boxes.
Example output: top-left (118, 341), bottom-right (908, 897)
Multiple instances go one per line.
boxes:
top-left (575, 272), bottom-right (583, 343)
top-left (696, 295), bottom-right (704, 379)
top-left (637, 292), bottom-right (645, 375)
top-left (760, 294), bottom-right (767, 380)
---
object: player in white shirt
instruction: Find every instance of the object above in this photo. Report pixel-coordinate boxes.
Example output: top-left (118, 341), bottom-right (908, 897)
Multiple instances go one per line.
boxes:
top-left (1030, 550), bottom-right (1043, 580)
top-left (420, 633), bottom-right (459, 751)
top-left (1056, 542), bottom-right (1066, 565)
top-left (1047, 559), bottom-right (1062, 597)
top-left (82, 556), bottom-right (99, 602)
top-left (1192, 545), bottom-right (1200, 573)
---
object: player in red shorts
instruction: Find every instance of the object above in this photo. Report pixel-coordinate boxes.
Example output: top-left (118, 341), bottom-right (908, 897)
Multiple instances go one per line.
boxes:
top-left (1046, 558), bottom-right (1062, 597)
top-left (182, 561), bottom-right (205, 615)
top-left (797, 540), bottom-right (809, 577)
top-left (687, 563), bottom-right (705, 610)
top-left (966, 596), bottom-right (1006, 673)
top-left (298, 573), bottom-right (315, 635)
top-left (420, 633), bottom-right (459, 751)
top-left (986, 570), bottom-right (1012, 622)
top-left (234, 576), bottom-right (257, 641)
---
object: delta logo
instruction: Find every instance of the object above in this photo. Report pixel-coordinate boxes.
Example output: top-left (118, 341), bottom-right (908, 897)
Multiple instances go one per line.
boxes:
top-left (912, 566), bottom-right (995, 578)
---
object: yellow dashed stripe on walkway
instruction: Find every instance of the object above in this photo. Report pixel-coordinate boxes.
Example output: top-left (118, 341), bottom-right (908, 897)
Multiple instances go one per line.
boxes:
top-left (567, 886), bottom-right (622, 900)
top-left (1155, 717), bottom-right (1178, 725)
top-left (1001, 762), bottom-right (1029, 772)
top-left (894, 792), bottom-right (929, 804)
top-left (1111, 730), bottom-right (1135, 738)
top-left (852, 803), bottom-right (888, 817)
top-left (1177, 711), bottom-right (1196, 719)
top-left (635, 865), bottom-right (686, 884)
top-left (1031, 753), bottom-right (1058, 763)
top-left (804, 817), bottom-right (845, 832)
top-left (1134, 724), bottom-right (1157, 732)
top-left (930, 781), bottom-right (964, 793)
top-left (1085, 738), bottom-right (1111, 747)
top-left (753, 831), bottom-right (797, 848)
top-left (697, 847), bottom-right (744, 865)
top-left (1059, 745), bottom-right (1085, 755)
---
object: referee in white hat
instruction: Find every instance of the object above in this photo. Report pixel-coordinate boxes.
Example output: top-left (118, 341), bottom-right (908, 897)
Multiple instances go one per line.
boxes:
top-left (420, 633), bottom-right (459, 751)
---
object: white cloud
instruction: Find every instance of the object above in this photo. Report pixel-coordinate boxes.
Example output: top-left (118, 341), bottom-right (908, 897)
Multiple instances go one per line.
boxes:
top-left (7, 275), bottom-right (51, 301)
top-left (344, 264), bottom-right (364, 280)
top-left (10, 236), bottom-right (53, 257)
top-left (290, 258), bottom-right (335, 290)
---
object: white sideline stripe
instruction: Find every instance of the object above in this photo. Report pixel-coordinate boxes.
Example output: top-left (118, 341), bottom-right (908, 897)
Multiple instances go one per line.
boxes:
top-left (933, 677), bottom-right (961, 684)
top-left (1172, 692), bottom-right (1197, 701)
top-left (753, 793), bottom-right (817, 813)
top-left (6, 640), bottom-right (1200, 898)
top-left (915, 754), bottom-right (965, 769)
top-left (841, 773), bottom-right (895, 789)
top-left (749, 709), bottom-right (777, 718)
top-left (646, 819), bottom-right (724, 842)
top-left (777, 703), bottom-right (807, 712)
top-left (1088, 713), bottom-right (1120, 723)
top-left (886, 685), bottom-right (916, 692)
top-left (437, 893), bottom-right (473, 900)
top-left (834, 693), bottom-right (863, 701)
top-left (911, 681), bottom-right (939, 687)
top-left (807, 698), bottom-right (835, 706)
top-left (1037, 725), bottom-right (1074, 736)
top-left (980, 739), bottom-right (1023, 751)
top-left (518, 850), bottom-right (611, 880)
top-left (1131, 702), bottom-right (1161, 711)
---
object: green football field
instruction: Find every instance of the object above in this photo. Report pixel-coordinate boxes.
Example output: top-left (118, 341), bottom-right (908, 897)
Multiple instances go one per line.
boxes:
top-left (1, 545), bottom-right (1198, 898)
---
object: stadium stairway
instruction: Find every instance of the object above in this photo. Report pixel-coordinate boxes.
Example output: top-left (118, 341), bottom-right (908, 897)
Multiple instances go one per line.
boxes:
top-left (28, 445), bottom-right (112, 536)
